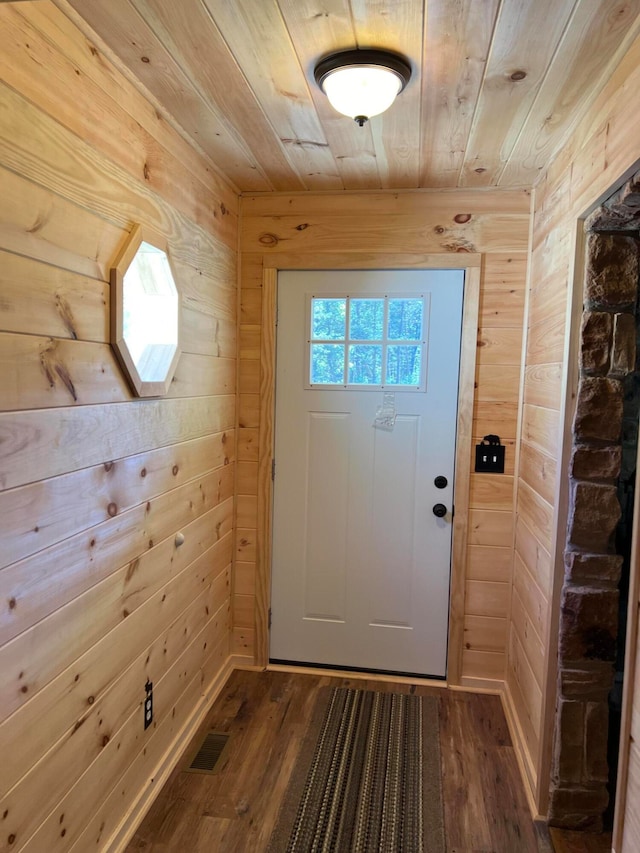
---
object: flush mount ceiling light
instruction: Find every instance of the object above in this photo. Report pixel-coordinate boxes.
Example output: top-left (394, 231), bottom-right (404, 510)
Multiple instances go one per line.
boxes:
top-left (314, 49), bottom-right (412, 126)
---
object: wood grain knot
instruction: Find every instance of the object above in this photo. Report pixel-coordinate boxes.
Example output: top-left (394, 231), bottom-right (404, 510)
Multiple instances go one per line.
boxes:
top-left (474, 167), bottom-right (486, 174)
top-left (140, 467), bottom-right (147, 478)
top-left (126, 559), bottom-right (140, 582)
top-left (454, 214), bottom-right (472, 223)
top-left (107, 502), bottom-right (118, 517)
top-left (8, 597), bottom-right (16, 610)
top-left (434, 225), bottom-right (445, 234)
top-left (172, 465), bottom-right (179, 475)
top-left (104, 461), bottom-right (114, 472)
top-left (510, 69), bottom-right (527, 81)
top-left (295, 223), bottom-right (309, 231)
top-left (259, 232), bottom-right (279, 247)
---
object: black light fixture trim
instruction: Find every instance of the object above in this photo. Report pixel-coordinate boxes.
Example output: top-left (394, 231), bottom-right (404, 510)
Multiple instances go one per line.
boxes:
top-left (314, 49), bottom-right (412, 125)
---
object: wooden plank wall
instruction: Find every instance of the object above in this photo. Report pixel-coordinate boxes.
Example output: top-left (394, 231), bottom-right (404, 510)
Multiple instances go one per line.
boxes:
top-left (237, 190), bottom-right (530, 684)
top-left (0, 4), bottom-right (238, 851)
top-left (507, 27), bottom-right (640, 821)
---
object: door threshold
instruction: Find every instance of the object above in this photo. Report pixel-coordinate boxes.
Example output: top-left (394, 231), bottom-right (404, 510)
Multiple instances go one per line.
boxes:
top-left (267, 660), bottom-right (448, 689)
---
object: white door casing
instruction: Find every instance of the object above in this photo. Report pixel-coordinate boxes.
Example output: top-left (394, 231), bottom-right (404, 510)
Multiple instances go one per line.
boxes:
top-left (269, 269), bottom-right (464, 677)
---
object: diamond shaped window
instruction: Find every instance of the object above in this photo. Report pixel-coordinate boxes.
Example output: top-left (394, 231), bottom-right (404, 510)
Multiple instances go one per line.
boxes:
top-left (111, 226), bottom-right (181, 396)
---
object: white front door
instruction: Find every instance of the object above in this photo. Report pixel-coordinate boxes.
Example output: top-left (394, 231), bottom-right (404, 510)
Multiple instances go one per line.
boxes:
top-left (269, 269), bottom-right (464, 678)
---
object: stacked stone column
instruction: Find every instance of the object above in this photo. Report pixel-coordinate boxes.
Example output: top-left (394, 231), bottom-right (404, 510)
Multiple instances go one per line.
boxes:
top-left (548, 232), bottom-right (638, 830)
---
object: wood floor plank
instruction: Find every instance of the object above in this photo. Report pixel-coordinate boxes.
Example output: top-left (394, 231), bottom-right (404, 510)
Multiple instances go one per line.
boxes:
top-left (122, 671), bottom-right (613, 853)
top-left (124, 669), bottom-right (592, 852)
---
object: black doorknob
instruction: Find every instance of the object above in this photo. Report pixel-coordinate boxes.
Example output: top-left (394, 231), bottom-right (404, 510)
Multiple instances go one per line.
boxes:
top-left (434, 475), bottom-right (448, 489)
top-left (433, 503), bottom-right (447, 518)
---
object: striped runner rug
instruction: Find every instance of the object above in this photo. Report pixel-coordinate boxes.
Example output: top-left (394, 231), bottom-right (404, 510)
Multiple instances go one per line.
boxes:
top-left (268, 687), bottom-right (445, 853)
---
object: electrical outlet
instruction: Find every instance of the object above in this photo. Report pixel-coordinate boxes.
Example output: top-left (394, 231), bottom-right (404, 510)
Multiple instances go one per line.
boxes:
top-left (144, 679), bottom-right (153, 730)
top-left (475, 436), bottom-right (505, 473)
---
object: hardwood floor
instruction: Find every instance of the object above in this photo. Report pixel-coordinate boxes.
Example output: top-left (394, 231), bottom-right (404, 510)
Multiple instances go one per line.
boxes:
top-left (125, 669), bottom-right (608, 852)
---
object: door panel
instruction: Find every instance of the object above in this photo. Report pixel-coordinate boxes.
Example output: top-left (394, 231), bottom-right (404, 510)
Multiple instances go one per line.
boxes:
top-left (305, 411), bottom-right (349, 621)
top-left (369, 416), bottom-right (418, 627)
top-left (270, 269), bottom-right (464, 677)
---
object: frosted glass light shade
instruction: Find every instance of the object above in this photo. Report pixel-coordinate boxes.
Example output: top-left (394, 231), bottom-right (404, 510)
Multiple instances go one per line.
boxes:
top-left (314, 49), bottom-right (411, 125)
top-left (322, 66), bottom-right (402, 120)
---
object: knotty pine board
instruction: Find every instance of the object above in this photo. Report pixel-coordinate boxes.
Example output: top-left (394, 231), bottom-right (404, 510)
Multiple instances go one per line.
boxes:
top-left (508, 625), bottom-right (543, 746)
top-left (11, 2), bottom-right (238, 217)
top-left (507, 23), bottom-right (640, 810)
top-left (474, 400), bottom-right (519, 438)
top-left (513, 553), bottom-right (551, 647)
top-left (464, 614), bottom-right (508, 654)
top-left (0, 335), bottom-right (236, 410)
top-left (510, 585), bottom-right (545, 690)
top-left (0, 540), bottom-right (232, 803)
top-left (60, 0), bottom-right (278, 193)
top-left (1, 571), bottom-right (229, 841)
top-left (468, 509), bottom-right (514, 548)
top-left (0, 395), bottom-right (235, 491)
top-left (465, 580), bottom-right (511, 619)
top-left (0, 504), bottom-right (233, 723)
top-left (241, 212), bottom-right (529, 256)
top-left (420, 0), bottom-right (500, 188)
top-left (71, 631), bottom-right (232, 853)
top-left (516, 480), bottom-right (555, 555)
top-left (0, 432), bottom-right (234, 571)
top-left (17, 601), bottom-right (231, 853)
top-left (491, 26), bottom-right (640, 800)
top-left (514, 516), bottom-right (553, 600)
top-left (0, 481), bottom-right (232, 649)
top-left (0, 3), bottom-right (238, 851)
top-left (459, 0), bottom-right (575, 187)
top-left (241, 189), bottom-right (532, 217)
top-left (521, 403), bottom-right (561, 459)
top-left (518, 441), bottom-right (557, 507)
top-left (466, 545), bottom-right (513, 583)
top-left (182, 0), bottom-right (343, 190)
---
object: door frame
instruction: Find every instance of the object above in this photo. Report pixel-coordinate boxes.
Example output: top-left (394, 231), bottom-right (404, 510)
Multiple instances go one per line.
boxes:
top-left (254, 253), bottom-right (481, 686)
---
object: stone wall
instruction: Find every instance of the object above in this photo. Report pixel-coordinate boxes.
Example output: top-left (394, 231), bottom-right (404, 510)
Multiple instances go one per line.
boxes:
top-left (549, 176), bottom-right (640, 830)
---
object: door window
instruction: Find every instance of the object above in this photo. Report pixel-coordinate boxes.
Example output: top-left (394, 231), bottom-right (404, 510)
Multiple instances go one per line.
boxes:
top-left (307, 294), bottom-right (428, 390)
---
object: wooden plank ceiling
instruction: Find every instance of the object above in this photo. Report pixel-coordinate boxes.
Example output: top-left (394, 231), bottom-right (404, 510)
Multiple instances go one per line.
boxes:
top-left (63, 0), bottom-right (640, 193)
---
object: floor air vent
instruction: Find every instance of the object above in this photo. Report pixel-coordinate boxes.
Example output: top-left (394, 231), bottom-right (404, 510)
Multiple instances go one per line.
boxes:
top-left (185, 731), bottom-right (230, 775)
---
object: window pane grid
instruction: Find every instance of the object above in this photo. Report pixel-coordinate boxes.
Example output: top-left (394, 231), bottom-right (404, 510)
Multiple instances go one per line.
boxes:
top-left (309, 294), bottom-right (426, 389)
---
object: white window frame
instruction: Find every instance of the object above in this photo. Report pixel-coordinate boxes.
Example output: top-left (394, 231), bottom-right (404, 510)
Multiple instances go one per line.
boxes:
top-left (304, 292), bottom-right (430, 391)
